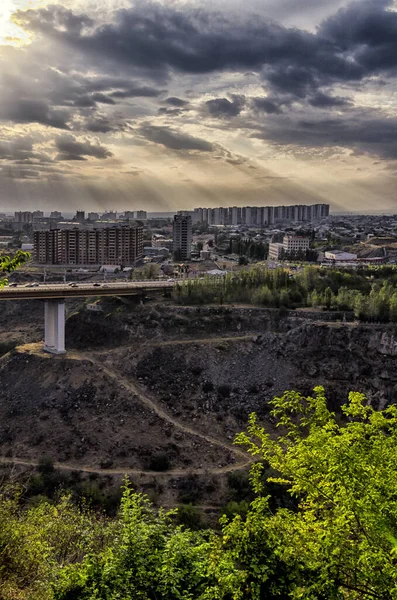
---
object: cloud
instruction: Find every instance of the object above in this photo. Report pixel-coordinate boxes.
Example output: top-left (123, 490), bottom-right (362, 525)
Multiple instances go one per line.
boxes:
top-left (83, 115), bottom-right (122, 133)
top-left (138, 125), bottom-right (213, 151)
top-left (55, 135), bottom-right (113, 160)
top-left (308, 91), bottom-right (352, 108)
top-left (206, 95), bottom-right (246, 117)
top-left (91, 92), bottom-right (116, 105)
top-left (2, 0), bottom-right (397, 210)
top-left (110, 85), bottom-right (165, 98)
top-left (0, 166), bottom-right (41, 179)
top-left (165, 97), bottom-right (188, 107)
top-left (11, 0), bottom-right (397, 108)
top-left (251, 111), bottom-right (397, 160)
top-left (0, 135), bottom-right (54, 168)
top-left (0, 137), bottom-right (35, 161)
top-left (252, 97), bottom-right (284, 114)
top-left (0, 98), bottom-right (70, 129)
top-left (157, 108), bottom-right (184, 116)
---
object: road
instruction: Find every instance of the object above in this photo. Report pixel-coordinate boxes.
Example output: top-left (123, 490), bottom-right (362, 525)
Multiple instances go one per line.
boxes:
top-left (0, 280), bottom-right (178, 300)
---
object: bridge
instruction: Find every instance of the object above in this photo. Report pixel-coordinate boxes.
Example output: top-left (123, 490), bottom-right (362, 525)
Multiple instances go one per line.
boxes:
top-left (0, 281), bottom-right (177, 354)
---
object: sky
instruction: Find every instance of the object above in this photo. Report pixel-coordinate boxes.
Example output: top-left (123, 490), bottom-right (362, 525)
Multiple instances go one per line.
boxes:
top-left (0, 0), bottom-right (397, 213)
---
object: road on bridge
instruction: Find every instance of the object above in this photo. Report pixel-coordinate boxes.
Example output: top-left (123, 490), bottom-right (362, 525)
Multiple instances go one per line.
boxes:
top-left (0, 280), bottom-right (178, 300)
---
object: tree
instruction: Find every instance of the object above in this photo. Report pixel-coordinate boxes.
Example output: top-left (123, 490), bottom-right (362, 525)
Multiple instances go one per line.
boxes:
top-left (4, 389), bottom-right (397, 598)
top-left (54, 485), bottom-right (210, 600)
top-left (227, 387), bottom-right (397, 599)
top-left (0, 251), bottom-right (29, 287)
top-left (390, 292), bottom-right (397, 321)
top-left (324, 286), bottom-right (333, 309)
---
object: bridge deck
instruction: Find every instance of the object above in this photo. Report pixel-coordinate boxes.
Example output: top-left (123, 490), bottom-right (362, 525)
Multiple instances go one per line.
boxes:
top-left (0, 281), bottom-right (176, 300)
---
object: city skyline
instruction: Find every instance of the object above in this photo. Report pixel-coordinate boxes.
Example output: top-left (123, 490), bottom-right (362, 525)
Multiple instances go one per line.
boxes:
top-left (1, 0), bottom-right (397, 212)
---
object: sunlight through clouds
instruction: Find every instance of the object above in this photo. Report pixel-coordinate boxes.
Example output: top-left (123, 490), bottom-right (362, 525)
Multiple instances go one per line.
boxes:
top-left (1, 0), bottom-right (397, 211)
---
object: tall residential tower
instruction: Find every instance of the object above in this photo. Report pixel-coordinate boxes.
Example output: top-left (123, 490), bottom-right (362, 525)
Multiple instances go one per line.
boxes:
top-left (173, 214), bottom-right (192, 261)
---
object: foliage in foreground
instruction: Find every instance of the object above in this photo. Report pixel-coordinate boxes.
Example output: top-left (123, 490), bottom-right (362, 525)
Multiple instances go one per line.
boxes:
top-left (2, 388), bottom-right (397, 598)
top-left (0, 250), bottom-right (30, 287)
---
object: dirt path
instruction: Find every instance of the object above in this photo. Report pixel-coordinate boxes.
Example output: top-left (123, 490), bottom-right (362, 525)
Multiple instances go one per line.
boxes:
top-left (75, 334), bottom-right (255, 358)
top-left (76, 351), bottom-right (249, 462)
top-left (144, 335), bottom-right (254, 347)
top-left (0, 456), bottom-right (251, 477)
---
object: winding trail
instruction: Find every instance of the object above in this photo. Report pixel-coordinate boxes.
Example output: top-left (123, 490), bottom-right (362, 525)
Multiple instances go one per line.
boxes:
top-left (2, 340), bottom-right (255, 478)
top-left (0, 456), bottom-right (251, 477)
top-left (77, 351), bottom-right (249, 462)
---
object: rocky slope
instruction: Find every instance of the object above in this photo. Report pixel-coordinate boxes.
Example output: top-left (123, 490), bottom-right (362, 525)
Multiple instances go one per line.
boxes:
top-left (1, 299), bottom-right (397, 508)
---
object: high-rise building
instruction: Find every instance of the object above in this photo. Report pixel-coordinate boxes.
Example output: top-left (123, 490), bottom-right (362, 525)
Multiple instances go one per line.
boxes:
top-left (87, 212), bottom-right (99, 221)
top-left (124, 210), bottom-right (147, 220)
top-left (173, 214), bottom-right (192, 261)
top-left (192, 203), bottom-right (329, 225)
top-left (14, 211), bottom-right (33, 223)
top-left (101, 211), bottom-right (117, 221)
top-left (50, 211), bottom-right (63, 219)
top-left (75, 210), bottom-right (85, 223)
top-left (34, 224), bottom-right (143, 266)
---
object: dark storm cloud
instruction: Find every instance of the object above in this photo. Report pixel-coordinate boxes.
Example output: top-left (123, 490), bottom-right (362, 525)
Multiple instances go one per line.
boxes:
top-left (16, 0), bottom-right (397, 92)
top-left (0, 98), bottom-right (70, 129)
top-left (15, 3), bottom-right (321, 80)
top-left (252, 97), bottom-right (284, 114)
top-left (317, 0), bottom-right (397, 76)
top-left (308, 92), bottom-right (352, 108)
top-left (55, 135), bottom-right (113, 160)
top-left (138, 125), bottom-right (213, 152)
top-left (251, 112), bottom-right (397, 160)
top-left (206, 95), bottom-right (246, 118)
top-left (165, 97), bottom-right (189, 107)
top-left (84, 116), bottom-right (122, 133)
top-left (6, 0), bottom-right (397, 169)
top-left (91, 93), bottom-right (116, 105)
top-left (73, 96), bottom-right (97, 108)
top-left (0, 136), bottom-right (53, 166)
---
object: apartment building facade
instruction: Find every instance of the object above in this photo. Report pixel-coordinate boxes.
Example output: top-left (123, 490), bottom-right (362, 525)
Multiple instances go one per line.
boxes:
top-left (173, 214), bottom-right (192, 260)
top-left (268, 235), bottom-right (311, 261)
top-left (283, 235), bottom-right (310, 254)
top-left (34, 224), bottom-right (144, 266)
top-left (193, 203), bottom-right (329, 226)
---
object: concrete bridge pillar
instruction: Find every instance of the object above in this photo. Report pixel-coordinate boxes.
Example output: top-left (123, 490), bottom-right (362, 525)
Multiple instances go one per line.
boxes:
top-left (44, 299), bottom-right (66, 354)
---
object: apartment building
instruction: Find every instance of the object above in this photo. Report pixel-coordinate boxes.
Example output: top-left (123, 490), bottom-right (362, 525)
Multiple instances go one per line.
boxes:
top-left (34, 224), bottom-right (144, 266)
top-left (283, 235), bottom-right (310, 254)
top-left (268, 235), bottom-right (311, 261)
top-left (193, 203), bottom-right (329, 226)
top-left (173, 214), bottom-right (192, 260)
